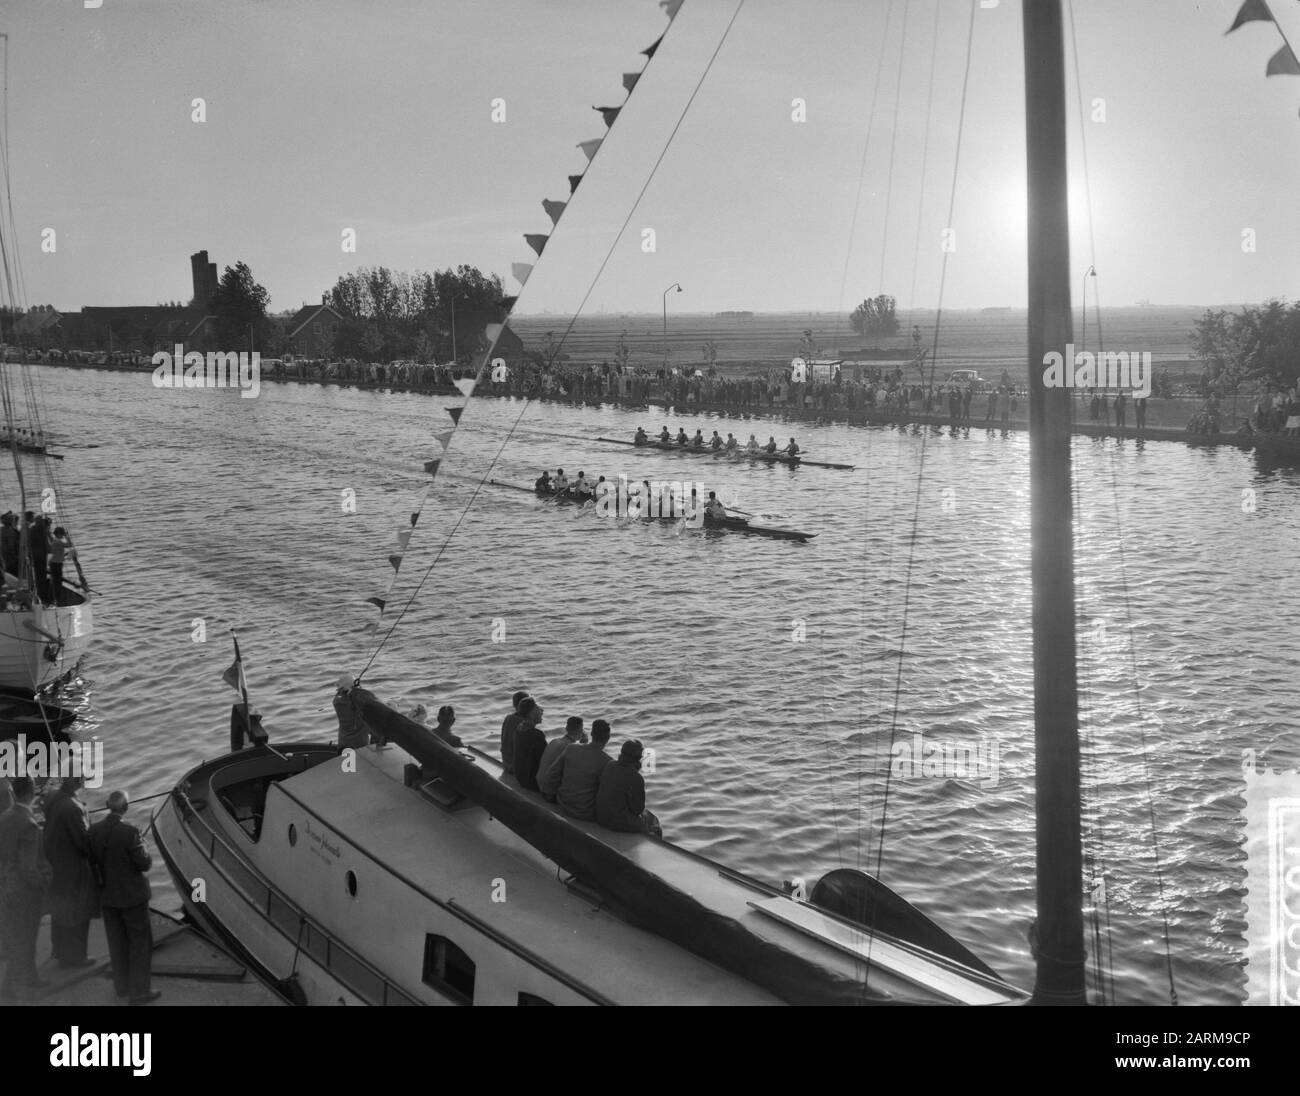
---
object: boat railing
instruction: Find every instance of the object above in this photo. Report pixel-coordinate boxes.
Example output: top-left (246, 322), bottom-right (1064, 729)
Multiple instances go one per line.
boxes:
top-left (169, 785), bottom-right (420, 1006)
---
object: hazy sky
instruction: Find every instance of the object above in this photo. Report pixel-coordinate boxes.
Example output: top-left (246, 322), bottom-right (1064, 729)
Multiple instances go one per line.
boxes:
top-left (6, 0), bottom-right (1299, 316)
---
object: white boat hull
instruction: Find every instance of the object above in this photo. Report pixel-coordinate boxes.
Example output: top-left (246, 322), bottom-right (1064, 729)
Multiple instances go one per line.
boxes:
top-left (0, 596), bottom-right (93, 692)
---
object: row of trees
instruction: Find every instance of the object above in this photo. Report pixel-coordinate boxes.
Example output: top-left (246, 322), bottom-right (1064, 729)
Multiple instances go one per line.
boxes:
top-left (325, 265), bottom-right (508, 363)
top-left (1191, 299), bottom-right (1300, 396)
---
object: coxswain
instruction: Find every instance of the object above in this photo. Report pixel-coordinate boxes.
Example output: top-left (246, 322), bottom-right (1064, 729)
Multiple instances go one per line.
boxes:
top-left (704, 491), bottom-right (728, 521)
top-left (658, 426), bottom-right (671, 443)
top-left (709, 430), bottom-right (723, 450)
top-left (691, 429), bottom-right (705, 448)
top-left (765, 436), bottom-right (778, 454)
top-left (634, 427), bottom-right (649, 447)
top-left (573, 471), bottom-right (594, 497)
top-left (784, 437), bottom-right (801, 457)
top-left (676, 428), bottom-right (689, 446)
top-left (554, 468), bottom-right (569, 492)
top-left (746, 434), bottom-right (759, 452)
top-left (535, 470), bottom-right (553, 493)
top-left (724, 433), bottom-right (738, 452)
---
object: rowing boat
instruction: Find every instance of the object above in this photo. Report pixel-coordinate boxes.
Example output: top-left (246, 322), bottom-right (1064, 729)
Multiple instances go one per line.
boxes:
top-left (489, 480), bottom-right (817, 543)
top-left (596, 436), bottom-right (855, 471)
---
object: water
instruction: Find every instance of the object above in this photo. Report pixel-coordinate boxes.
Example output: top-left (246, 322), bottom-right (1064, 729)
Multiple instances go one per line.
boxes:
top-left (38, 363), bottom-right (1300, 1006)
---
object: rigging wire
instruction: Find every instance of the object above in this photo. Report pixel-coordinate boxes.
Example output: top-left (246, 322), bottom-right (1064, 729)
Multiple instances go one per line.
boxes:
top-left (360, 0), bottom-right (749, 677)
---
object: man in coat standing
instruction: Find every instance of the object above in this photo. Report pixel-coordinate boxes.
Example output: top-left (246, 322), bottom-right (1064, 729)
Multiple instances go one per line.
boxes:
top-left (89, 790), bottom-right (159, 1004)
top-left (43, 777), bottom-right (98, 968)
top-left (0, 777), bottom-right (52, 998)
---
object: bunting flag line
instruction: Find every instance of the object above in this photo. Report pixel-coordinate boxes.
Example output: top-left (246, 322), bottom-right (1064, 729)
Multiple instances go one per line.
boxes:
top-left (1267, 42), bottom-right (1300, 75)
top-left (362, 1), bottom-right (683, 648)
top-left (1227, 0), bottom-right (1273, 34)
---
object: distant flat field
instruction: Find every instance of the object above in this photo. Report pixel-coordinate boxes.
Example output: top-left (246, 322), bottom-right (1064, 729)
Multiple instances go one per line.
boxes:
top-left (510, 305), bottom-right (1207, 381)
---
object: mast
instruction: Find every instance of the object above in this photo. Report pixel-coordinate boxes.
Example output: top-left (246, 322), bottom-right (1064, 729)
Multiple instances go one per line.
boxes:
top-left (1023, 0), bottom-right (1086, 1004)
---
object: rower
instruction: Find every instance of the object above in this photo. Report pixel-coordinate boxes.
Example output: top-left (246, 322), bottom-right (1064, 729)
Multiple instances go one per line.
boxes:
top-left (658, 426), bottom-right (671, 443)
top-left (746, 434), bottom-right (759, 452)
top-left (554, 468), bottom-right (569, 492)
top-left (634, 427), bottom-right (649, 447)
top-left (535, 470), bottom-right (553, 493)
top-left (704, 491), bottom-right (728, 521)
top-left (724, 433), bottom-right (738, 452)
top-left (573, 471), bottom-right (594, 497)
top-left (765, 436), bottom-right (778, 454)
top-left (691, 429), bottom-right (705, 448)
top-left (784, 437), bottom-right (801, 457)
top-left (709, 430), bottom-right (723, 450)
top-left (641, 479), bottom-right (655, 518)
top-left (676, 428), bottom-right (689, 446)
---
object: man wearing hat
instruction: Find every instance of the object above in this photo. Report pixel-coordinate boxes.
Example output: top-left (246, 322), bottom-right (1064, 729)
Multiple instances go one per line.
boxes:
top-left (89, 791), bottom-right (159, 1004)
top-left (596, 739), bottom-right (661, 837)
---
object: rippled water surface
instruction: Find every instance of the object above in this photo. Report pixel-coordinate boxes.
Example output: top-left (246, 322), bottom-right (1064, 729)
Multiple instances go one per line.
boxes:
top-left (40, 365), bottom-right (1300, 1005)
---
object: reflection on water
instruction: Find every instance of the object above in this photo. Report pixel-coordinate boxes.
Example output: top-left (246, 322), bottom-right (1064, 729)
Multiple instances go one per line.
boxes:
top-left (45, 365), bottom-right (1300, 1005)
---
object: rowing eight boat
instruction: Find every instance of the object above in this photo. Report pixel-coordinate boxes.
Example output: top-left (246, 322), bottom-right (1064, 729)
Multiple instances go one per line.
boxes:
top-left (488, 480), bottom-right (817, 543)
top-left (595, 437), bottom-right (855, 471)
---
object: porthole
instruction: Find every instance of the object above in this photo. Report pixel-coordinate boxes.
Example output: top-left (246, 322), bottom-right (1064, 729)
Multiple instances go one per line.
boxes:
top-left (345, 870), bottom-right (358, 897)
top-left (288, 824), bottom-right (297, 847)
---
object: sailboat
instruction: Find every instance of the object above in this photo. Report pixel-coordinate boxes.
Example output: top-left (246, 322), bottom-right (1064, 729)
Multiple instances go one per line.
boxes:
top-left (0, 34), bottom-right (94, 697)
top-left (151, 0), bottom-right (1107, 1005)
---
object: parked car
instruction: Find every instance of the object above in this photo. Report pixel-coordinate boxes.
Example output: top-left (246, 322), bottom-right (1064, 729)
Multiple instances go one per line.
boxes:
top-left (946, 369), bottom-right (987, 389)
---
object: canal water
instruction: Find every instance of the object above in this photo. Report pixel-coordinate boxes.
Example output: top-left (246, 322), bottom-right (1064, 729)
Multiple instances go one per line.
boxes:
top-left (39, 364), bottom-right (1300, 1005)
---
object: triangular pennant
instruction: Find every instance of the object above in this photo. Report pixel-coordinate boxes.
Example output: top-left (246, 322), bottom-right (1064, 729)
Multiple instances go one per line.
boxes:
top-left (542, 198), bottom-right (567, 225)
top-left (512, 262), bottom-right (533, 286)
top-left (410, 512), bottom-right (420, 527)
top-left (485, 323), bottom-right (504, 342)
top-left (1266, 42), bottom-right (1300, 75)
top-left (525, 233), bottom-right (549, 256)
top-left (623, 72), bottom-right (641, 93)
top-left (221, 660), bottom-right (245, 694)
top-left (447, 406), bottom-right (464, 425)
top-left (433, 429), bottom-right (454, 452)
top-left (502, 295), bottom-right (518, 312)
top-left (568, 174), bottom-right (583, 194)
top-left (1227, 0), bottom-right (1274, 33)
top-left (595, 106), bottom-right (621, 128)
top-left (577, 138), bottom-right (603, 161)
top-left (388, 554), bottom-right (403, 571)
top-left (642, 33), bottom-right (664, 58)
top-left (365, 596), bottom-right (386, 611)
top-left (423, 459), bottom-right (441, 475)
top-left (661, 0), bottom-right (684, 18)
top-left (454, 377), bottom-right (477, 397)
top-left (362, 622), bottom-right (378, 635)
top-left (396, 529), bottom-right (412, 549)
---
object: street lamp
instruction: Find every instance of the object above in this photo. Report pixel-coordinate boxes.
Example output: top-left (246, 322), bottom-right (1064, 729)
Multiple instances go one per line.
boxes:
top-left (449, 291), bottom-right (458, 364)
top-left (662, 283), bottom-right (681, 367)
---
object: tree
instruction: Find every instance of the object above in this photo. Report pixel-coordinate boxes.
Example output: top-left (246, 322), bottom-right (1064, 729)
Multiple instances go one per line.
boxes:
top-left (1191, 300), bottom-right (1300, 394)
top-left (850, 294), bottom-right (900, 339)
top-left (211, 262), bottom-right (271, 350)
top-left (359, 325), bottom-right (385, 360)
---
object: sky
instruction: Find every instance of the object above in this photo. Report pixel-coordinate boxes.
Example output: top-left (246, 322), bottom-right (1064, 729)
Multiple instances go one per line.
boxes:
top-left (3, 0), bottom-right (1298, 317)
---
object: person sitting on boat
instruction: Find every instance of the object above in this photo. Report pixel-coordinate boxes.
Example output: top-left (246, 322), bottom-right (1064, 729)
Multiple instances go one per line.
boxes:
top-left (534, 470), bottom-right (553, 493)
top-left (704, 491), bottom-right (728, 522)
top-left (553, 468), bottom-right (569, 493)
top-left (573, 471), bottom-right (594, 498)
top-left (709, 430), bottom-right (723, 450)
top-left (783, 437), bottom-right (800, 457)
top-left (596, 740), bottom-right (662, 838)
top-left (432, 705), bottom-right (463, 748)
top-left (675, 428), bottom-right (689, 446)
top-left (724, 433), bottom-right (738, 452)
top-left (691, 429), bottom-right (705, 449)
top-left (634, 427), bottom-right (649, 446)
top-left (540, 718), bottom-right (613, 821)
top-left (512, 698), bottom-right (548, 791)
top-left (500, 690), bottom-right (530, 776)
top-left (537, 717), bottom-right (587, 802)
top-left (764, 436), bottom-right (778, 454)
top-left (658, 426), bottom-right (671, 443)
top-left (746, 434), bottom-right (759, 452)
